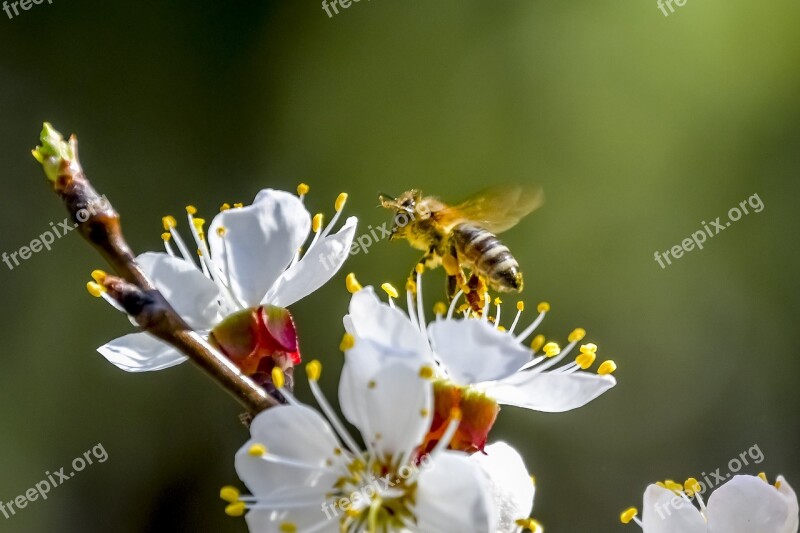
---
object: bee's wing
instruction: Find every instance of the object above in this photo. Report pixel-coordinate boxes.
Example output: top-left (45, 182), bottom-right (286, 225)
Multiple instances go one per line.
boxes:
top-left (435, 185), bottom-right (544, 233)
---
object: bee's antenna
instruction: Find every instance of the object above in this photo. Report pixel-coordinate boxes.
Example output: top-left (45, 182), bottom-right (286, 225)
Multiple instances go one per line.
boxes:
top-left (378, 192), bottom-right (397, 208)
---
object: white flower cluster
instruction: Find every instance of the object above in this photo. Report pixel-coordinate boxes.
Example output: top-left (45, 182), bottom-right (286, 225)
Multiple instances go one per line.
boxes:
top-left (622, 474), bottom-right (798, 533)
top-left (84, 186), bottom-right (796, 533)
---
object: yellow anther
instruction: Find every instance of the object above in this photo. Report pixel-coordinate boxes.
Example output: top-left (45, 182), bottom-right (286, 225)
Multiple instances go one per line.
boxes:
top-left (580, 343), bottom-right (598, 355)
top-left (684, 478), bottom-right (701, 496)
top-left (531, 334), bottom-right (546, 352)
top-left (517, 301), bottom-right (525, 312)
top-left (433, 301), bottom-right (447, 315)
top-left (381, 283), bottom-right (399, 299)
top-left (279, 522), bottom-right (297, 533)
top-left (192, 217), bottom-right (206, 229)
top-left (537, 302), bottom-right (550, 313)
top-left (161, 232), bottom-right (171, 241)
top-left (233, 202), bottom-right (244, 208)
top-left (515, 518), bottom-right (544, 532)
top-left (91, 270), bottom-right (107, 283)
top-left (758, 472), bottom-right (768, 483)
top-left (219, 486), bottom-right (240, 503)
top-left (543, 342), bottom-right (560, 357)
top-left (493, 297), bottom-right (502, 306)
top-left (312, 213), bottom-right (324, 233)
top-left (345, 508), bottom-right (360, 518)
top-left (568, 328), bottom-right (586, 343)
top-left (162, 215), bottom-right (177, 230)
top-left (367, 380), bottom-right (376, 389)
top-left (220, 202), bottom-right (231, 211)
top-left (297, 183), bottom-right (310, 196)
top-left (420, 408), bottom-right (430, 417)
top-left (186, 205), bottom-right (197, 215)
top-left (530, 475), bottom-right (536, 485)
top-left (776, 480), bottom-right (783, 489)
top-left (620, 507), bottom-right (638, 524)
top-left (345, 273), bottom-right (362, 294)
top-left (442, 255), bottom-right (460, 276)
top-left (225, 501), bottom-right (246, 517)
top-left (419, 365), bottom-right (435, 380)
top-left (450, 407), bottom-right (463, 421)
top-left (340, 333), bottom-right (355, 351)
top-left (415, 263), bottom-right (425, 275)
top-left (216, 226), bottom-right (227, 237)
top-left (271, 368), bottom-right (285, 389)
top-left (306, 360), bottom-right (322, 382)
top-left (406, 278), bottom-right (417, 294)
top-left (86, 282), bottom-right (106, 298)
top-left (663, 480), bottom-right (683, 492)
top-left (248, 443), bottom-right (267, 457)
top-left (335, 192), bottom-right (348, 212)
top-left (575, 352), bottom-right (596, 369)
top-left (597, 360), bottom-right (617, 376)
top-left (497, 326), bottom-right (506, 332)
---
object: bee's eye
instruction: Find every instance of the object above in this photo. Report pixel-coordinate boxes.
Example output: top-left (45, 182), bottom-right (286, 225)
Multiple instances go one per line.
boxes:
top-left (395, 212), bottom-right (411, 228)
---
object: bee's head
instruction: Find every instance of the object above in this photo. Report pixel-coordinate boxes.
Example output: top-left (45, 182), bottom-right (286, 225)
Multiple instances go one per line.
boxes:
top-left (378, 190), bottom-right (420, 240)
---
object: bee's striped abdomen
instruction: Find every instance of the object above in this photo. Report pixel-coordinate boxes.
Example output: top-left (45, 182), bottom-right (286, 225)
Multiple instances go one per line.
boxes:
top-left (452, 223), bottom-right (523, 292)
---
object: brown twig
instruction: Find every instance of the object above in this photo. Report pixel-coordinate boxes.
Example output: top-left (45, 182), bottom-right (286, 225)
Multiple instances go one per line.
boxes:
top-left (33, 123), bottom-right (278, 414)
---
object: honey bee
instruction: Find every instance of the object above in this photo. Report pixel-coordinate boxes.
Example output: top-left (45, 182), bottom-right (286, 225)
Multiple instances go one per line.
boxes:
top-left (379, 185), bottom-right (543, 312)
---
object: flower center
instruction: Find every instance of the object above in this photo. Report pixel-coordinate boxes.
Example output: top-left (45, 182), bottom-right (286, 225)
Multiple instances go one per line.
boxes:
top-left (420, 380), bottom-right (499, 454)
top-left (331, 454), bottom-right (419, 532)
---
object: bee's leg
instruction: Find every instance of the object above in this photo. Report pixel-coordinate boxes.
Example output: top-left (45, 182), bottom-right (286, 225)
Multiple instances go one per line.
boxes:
top-left (446, 273), bottom-right (459, 303)
top-left (465, 273), bottom-right (488, 317)
top-left (442, 252), bottom-right (468, 305)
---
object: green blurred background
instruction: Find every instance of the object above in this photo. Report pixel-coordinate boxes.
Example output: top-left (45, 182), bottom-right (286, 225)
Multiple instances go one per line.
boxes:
top-left (1, 1), bottom-right (799, 531)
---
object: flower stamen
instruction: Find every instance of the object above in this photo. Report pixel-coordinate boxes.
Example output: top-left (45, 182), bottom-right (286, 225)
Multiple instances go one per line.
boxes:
top-left (163, 214), bottom-right (196, 264)
top-left (516, 518), bottom-right (545, 532)
top-left (297, 182), bottom-right (310, 200)
top-left (446, 290), bottom-right (464, 319)
top-left (161, 232), bottom-right (176, 256)
top-left (515, 301), bottom-right (550, 342)
top-left (415, 267), bottom-right (426, 332)
top-left (619, 507), bottom-right (642, 527)
top-left (306, 360), bottom-right (363, 458)
top-left (346, 273), bottom-right (363, 294)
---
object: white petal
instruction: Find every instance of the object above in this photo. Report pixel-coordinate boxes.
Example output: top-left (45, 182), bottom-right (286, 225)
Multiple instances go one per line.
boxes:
top-left (208, 190), bottom-right (311, 307)
top-left (338, 337), bottom-right (432, 459)
top-left (776, 476), bottom-right (799, 533)
top-left (264, 216), bottom-right (358, 307)
top-left (707, 475), bottom-right (790, 533)
top-left (428, 319), bottom-right (532, 385)
top-left (245, 504), bottom-right (339, 533)
top-left (642, 484), bottom-right (706, 533)
top-left (137, 252), bottom-right (222, 329)
top-left (97, 332), bottom-right (187, 372)
top-left (471, 442), bottom-right (535, 533)
top-left (415, 451), bottom-right (497, 533)
top-left (236, 405), bottom-right (341, 500)
top-left (482, 372), bottom-right (616, 412)
top-left (344, 286), bottom-right (431, 358)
